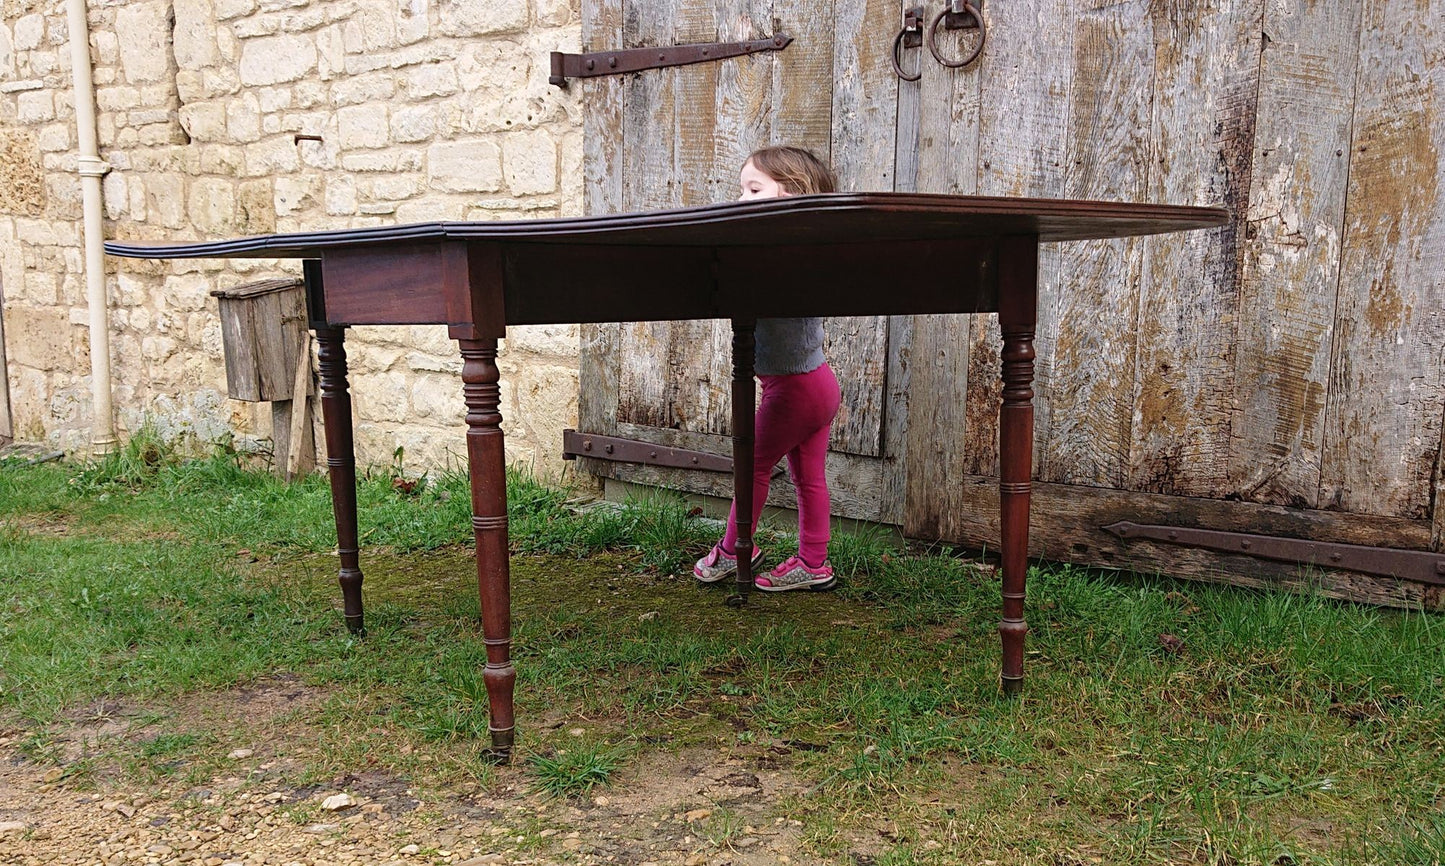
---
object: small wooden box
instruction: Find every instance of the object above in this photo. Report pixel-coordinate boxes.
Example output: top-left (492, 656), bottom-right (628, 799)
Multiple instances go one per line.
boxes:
top-left (210, 278), bottom-right (308, 402)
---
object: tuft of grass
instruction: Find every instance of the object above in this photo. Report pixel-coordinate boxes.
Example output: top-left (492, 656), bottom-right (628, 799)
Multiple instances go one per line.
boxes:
top-left (525, 741), bottom-right (625, 798)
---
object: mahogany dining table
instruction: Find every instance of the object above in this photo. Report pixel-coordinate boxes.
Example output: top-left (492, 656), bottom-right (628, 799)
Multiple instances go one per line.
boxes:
top-left (106, 193), bottom-right (1227, 759)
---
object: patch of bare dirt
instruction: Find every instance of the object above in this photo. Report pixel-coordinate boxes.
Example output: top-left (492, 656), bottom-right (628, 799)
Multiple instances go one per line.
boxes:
top-left (0, 680), bottom-right (889, 866)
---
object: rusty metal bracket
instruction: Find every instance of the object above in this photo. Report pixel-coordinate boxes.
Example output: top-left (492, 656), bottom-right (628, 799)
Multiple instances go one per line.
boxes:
top-left (550, 34), bottom-right (793, 88)
top-left (563, 429), bottom-right (733, 473)
top-left (1103, 521), bottom-right (1445, 586)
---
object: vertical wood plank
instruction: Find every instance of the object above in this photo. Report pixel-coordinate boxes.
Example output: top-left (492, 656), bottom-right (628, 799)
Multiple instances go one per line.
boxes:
top-left (1040, 0), bottom-right (1153, 488)
top-left (616, 0), bottom-right (680, 429)
top-left (578, 0), bottom-right (626, 444)
top-left (1129, 0), bottom-right (1263, 496)
top-left (902, 0), bottom-right (985, 539)
top-left (1228, 0), bottom-right (1361, 508)
top-left (1323, 0), bottom-right (1445, 519)
top-left (660, 4), bottom-right (725, 434)
top-left (966, 0), bottom-right (1072, 478)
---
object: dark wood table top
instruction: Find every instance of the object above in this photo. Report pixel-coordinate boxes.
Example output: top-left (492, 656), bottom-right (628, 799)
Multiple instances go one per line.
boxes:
top-left (105, 193), bottom-right (1229, 259)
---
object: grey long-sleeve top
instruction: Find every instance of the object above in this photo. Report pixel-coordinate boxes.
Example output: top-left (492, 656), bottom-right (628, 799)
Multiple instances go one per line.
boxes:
top-left (754, 318), bottom-right (826, 376)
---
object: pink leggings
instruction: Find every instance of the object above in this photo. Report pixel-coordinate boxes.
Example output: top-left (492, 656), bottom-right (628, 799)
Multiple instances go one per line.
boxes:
top-left (722, 363), bottom-right (841, 567)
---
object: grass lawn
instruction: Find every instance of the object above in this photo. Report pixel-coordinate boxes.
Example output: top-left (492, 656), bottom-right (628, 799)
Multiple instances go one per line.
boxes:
top-left (1, 434), bottom-right (1442, 864)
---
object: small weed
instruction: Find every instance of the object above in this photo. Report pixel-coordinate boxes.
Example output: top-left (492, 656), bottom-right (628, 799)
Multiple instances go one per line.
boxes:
top-left (526, 741), bottom-right (624, 798)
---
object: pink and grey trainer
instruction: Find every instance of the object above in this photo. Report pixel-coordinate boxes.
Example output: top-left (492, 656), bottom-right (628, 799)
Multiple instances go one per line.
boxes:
top-left (754, 556), bottom-right (836, 592)
top-left (693, 543), bottom-right (764, 584)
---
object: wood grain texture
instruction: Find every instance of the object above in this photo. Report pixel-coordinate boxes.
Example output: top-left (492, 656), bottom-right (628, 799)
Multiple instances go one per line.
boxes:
top-left (1229, 0), bottom-right (1360, 509)
top-left (616, 0), bottom-right (680, 430)
top-left (901, 7), bottom-right (984, 541)
top-left (926, 474), bottom-right (1444, 611)
top-left (1323, 0), bottom-right (1445, 520)
top-left (1041, 0), bottom-right (1153, 489)
top-left (1129, 0), bottom-right (1263, 496)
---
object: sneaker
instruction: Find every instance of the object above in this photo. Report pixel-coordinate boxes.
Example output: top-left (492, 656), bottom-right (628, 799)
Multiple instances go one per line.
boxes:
top-left (754, 556), bottom-right (836, 592)
top-left (693, 543), bottom-right (765, 584)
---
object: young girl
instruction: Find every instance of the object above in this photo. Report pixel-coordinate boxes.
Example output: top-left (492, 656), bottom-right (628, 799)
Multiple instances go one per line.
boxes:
top-left (693, 146), bottom-right (843, 592)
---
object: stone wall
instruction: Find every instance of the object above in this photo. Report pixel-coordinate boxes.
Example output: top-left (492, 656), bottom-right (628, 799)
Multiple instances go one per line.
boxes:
top-left (0, 0), bottom-right (585, 475)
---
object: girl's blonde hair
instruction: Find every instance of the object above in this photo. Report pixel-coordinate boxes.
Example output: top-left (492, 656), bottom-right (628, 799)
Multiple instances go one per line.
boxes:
top-left (746, 146), bottom-right (837, 195)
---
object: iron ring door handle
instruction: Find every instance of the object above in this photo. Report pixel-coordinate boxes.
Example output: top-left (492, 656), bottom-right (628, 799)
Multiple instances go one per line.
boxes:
top-left (927, 2), bottom-right (986, 69)
top-left (891, 23), bottom-right (923, 81)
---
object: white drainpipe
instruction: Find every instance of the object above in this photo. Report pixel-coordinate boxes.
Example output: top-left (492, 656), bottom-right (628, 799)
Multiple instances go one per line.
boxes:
top-left (65, 0), bottom-right (116, 453)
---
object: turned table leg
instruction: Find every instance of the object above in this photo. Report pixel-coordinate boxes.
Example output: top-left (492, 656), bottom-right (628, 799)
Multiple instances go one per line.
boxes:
top-left (459, 338), bottom-right (516, 758)
top-left (997, 237), bottom-right (1038, 694)
top-left (315, 326), bottom-right (365, 636)
top-left (727, 318), bottom-right (757, 608)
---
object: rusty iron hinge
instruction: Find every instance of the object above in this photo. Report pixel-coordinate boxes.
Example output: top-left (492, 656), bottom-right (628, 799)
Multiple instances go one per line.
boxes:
top-left (550, 34), bottom-right (793, 88)
top-left (1103, 521), bottom-right (1445, 586)
top-left (564, 429), bottom-right (733, 473)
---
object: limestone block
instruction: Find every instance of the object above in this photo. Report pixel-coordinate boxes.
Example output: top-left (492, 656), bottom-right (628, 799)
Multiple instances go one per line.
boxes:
top-left (257, 87), bottom-right (293, 113)
top-left (44, 176), bottom-right (81, 220)
top-left (101, 171), bottom-right (127, 219)
top-left (126, 176), bottom-right (148, 221)
top-left (142, 334), bottom-right (179, 362)
top-left (115, 273), bottom-right (150, 308)
top-left (503, 129), bottom-right (557, 195)
top-left (404, 350), bottom-right (461, 375)
top-left (370, 174), bottom-right (420, 201)
top-left (138, 123), bottom-right (189, 147)
top-left (14, 15), bottom-right (45, 51)
top-left (349, 0), bottom-right (397, 52)
top-left (238, 179), bottom-right (277, 234)
top-left (162, 273), bottom-right (212, 313)
top-left (215, 0), bottom-right (258, 21)
top-left (410, 373), bottom-right (463, 424)
top-left (438, 0), bottom-right (527, 37)
top-left (394, 198), bottom-right (464, 222)
top-left (202, 67), bottom-right (242, 97)
top-left (188, 178), bottom-right (237, 235)
top-left (27, 49), bottom-right (56, 76)
top-left (558, 129), bottom-right (583, 217)
top-left (456, 39), bottom-right (529, 97)
top-left (22, 271), bottom-right (58, 305)
top-left (427, 139), bottom-right (503, 193)
top-left (15, 218), bottom-right (57, 246)
top-left (341, 152), bottom-right (399, 173)
top-left (91, 30), bottom-right (119, 65)
top-left (406, 325), bottom-right (454, 356)
top-left (115, 3), bottom-right (174, 83)
top-left (226, 90), bottom-right (262, 141)
top-left (350, 343), bottom-right (404, 374)
top-left (293, 79), bottom-right (327, 109)
top-left (353, 371), bottom-right (410, 422)
top-left (178, 101), bottom-right (226, 142)
top-left (200, 144), bottom-right (244, 175)
top-left (315, 24), bottom-right (344, 80)
top-left (504, 323), bottom-right (578, 358)
top-left (332, 71), bottom-right (396, 107)
top-left (511, 362), bottom-right (579, 465)
top-left (239, 33), bottom-right (316, 86)
top-left (325, 175), bottom-right (357, 215)
top-left (244, 138), bottom-right (300, 175)
top-left (172, 0), bottom-right (220, 69)
top-left (96, 86), bottom-right (141, 112)
top-left (10, 366), bottom-right (51, 440)
top-left (15, 89), bottom-right (52, 123)
top-left (7, 305), bottom-right (71, 370)
top-left (176, 69), bottom-right (205, 103)
top-left (398, 0), bottom-right (430, 44)
top-left (402, 63), bottom-right (457, 99)
top-left (128, 306), bottom-right (153, 331)
top-left (217, 28), bottom-right (239, 63)
top-left (390, 104), bottom-right (439, 143)
top-left (261, 115), bottom-right (281, 135)
top-left (145, 173), bottom-right (188, 228)
top-left (338, 103), bottom-right (389, 149)
top-left (535, 0), bottom-right (572, 27)
top-left (37, 123), bottom-right (69, 152)
top-left (271, 174), bottom-right (316, 216)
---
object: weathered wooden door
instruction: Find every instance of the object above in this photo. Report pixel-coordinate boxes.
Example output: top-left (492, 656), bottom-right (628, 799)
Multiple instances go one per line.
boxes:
top-left (577, 0), bottom-right (1445, 610)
